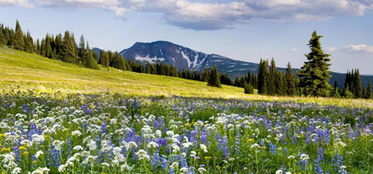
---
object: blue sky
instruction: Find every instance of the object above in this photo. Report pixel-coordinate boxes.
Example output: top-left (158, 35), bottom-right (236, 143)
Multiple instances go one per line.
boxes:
top-left (0, 0), bottom-right (372, 74)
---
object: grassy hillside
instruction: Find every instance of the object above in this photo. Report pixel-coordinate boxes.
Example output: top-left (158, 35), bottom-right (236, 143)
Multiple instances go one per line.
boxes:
top-left (0, 47), bottom-right (372, 108)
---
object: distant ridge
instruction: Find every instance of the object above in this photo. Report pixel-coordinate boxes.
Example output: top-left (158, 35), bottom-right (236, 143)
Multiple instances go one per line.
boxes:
top-left (95, 41), bottom-right (373, 88)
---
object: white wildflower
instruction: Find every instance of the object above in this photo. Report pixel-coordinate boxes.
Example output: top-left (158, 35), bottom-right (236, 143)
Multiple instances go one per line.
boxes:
top-left (12, 167), bottom-right (21, 174)
top-left (147, 141), bottom-right (159, 149)
top-left (300, 154), bottom-right (309, 161)
top-left (72, 130), bottom-right (82, 136)
top-left (87, 140), bottom-right (97, 151)
top-left (275, 170), bottom-right (283, 174)
top-left (35, 150), bottom-right (44, 159)
top-left (200, 144), bottom-right (208, 153)
top-left (52, 140), bottom-right (64, 151)
top-left (198, 167), bottom-right (207, 173)
top-left (136, 149), bottom-right (150, 161)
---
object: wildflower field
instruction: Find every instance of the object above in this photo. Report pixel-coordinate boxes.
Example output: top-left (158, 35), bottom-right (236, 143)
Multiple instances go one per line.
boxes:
top-left (0, 91), bottom-right (372, 174)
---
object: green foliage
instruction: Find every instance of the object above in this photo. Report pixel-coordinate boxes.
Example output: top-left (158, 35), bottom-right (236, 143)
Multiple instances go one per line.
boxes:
top-left (61, 31), bottom-right (77, 63)
top-left (100, 51), bottom-right (110, 67)
top-left (298, 31), bottom-right (332, 97)
top-left (0, 26), bottom-right (6, 46)
top-left (24, 32), bottom-right (34, 53)
top-left (285, 62), bottom-right (297, 96)
top-left (366, 82), bottom-right (372, 99)
top-left (258, 59), bottom-right (269, 94)
top-left (14, 21), bottom-right (24, 50)
top-left (207, 66), bottom-right (221, 88)
top-left (244, 82), bottom-right (254, 94)
top-left (85, 49), bottom-right (99, 69)
top-left (343, 87), bottom-right (354, 99)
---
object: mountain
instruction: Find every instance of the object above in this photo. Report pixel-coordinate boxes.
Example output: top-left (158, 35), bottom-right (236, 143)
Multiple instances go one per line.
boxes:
top-left (111, 41), bottom-right (373, 88)
top-left (119, 41), bottom-right (258, 78)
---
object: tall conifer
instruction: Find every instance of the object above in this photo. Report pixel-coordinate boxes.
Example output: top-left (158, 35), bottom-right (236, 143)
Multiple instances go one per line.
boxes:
top-left (298, 31), bottom-right (332, 97)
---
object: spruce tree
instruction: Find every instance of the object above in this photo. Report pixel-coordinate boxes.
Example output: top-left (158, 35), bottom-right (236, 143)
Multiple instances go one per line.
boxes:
top-left (298, 31), bottom-right (332, 97)
top-left (14, 21), bottom-right (24, 50)
top-left (285, 62), bottom-right (297, 96)
top-left (207, 66), bottom-right (221, 88)
top-left (244, 82), bottom-right (254, 94)
top-left (61, 31), bottom-right (77, 63)
top-left (268, 58), bottom-right (277, 95)
top-left (36, 39), bottom-right (40, 54)
top-left (85, 48), bottom-right (99, 69)
top-left (24, 32), bottom-right (34, 53)
top-left (100, 51), bottom-right (110, 68)
top-left (353, 69), bottom-right (362, 98)
top-left (0, 27), bottom-right (6, 46)
top-left (258, 59), bottom-right (269, 94)
top-left (366, 82), bottom-right (372, 99)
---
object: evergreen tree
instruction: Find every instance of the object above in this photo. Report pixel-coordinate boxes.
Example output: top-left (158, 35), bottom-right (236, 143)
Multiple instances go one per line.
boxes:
top-left (365, 82), bottom-right (372, 99)
top-left (116, 52), bottom-right (127, 70)
top-left (0, 27), bottom-right (6, 46)
top-left (100, 51), bottom-right (110, 68)
top-left (61, 31), bottom-right (77, 63)
top-left (298, 31), bottom-right (332, 97)
top-left (285, 62), bottom-right (297, 96)
top-left (85, 48), bottom-right (99, 69)
top-left (268, 58), bottom-right (277, 95)
top-left (244, 82), bottom-right (254, 94)
top-left (24, 32), bottom-right (34, 53)
top-left (258, 59), bottom-right (269, 94)
top-left (332, 81), bottom-right (341, 98)
top-left (36, 39), bottom-right (40, 54)
top-left (14, 21), bottom-right (24, 50)
top-left (207, 66), bottom-right (221, 88)
top-left (54, 34), bottom-right (63, 59)
top-left (353, 69), bottom-right (362, 98)
top-left (343, 86), bottom-right (354, 98)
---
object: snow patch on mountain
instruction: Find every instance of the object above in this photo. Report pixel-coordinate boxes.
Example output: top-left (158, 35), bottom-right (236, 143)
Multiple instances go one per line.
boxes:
top-left (135, 55), bottom-right (165, 63)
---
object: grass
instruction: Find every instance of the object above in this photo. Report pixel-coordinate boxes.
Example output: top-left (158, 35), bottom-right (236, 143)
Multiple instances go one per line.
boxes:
top-left (0, 47), bottom-right (372, 108)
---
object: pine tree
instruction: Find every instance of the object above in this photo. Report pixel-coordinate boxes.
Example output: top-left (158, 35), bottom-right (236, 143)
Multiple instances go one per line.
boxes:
top-left (0, 27), bottom-right (6, 46)
top-left (85, 48), bottom-right (99, 69)
top-left (244, 82), bottom-right (254, 94)
top-left (258, 59), bottom-right (269, 94)
top-left (61, 31), bottom-right (77, 63)
top-left (365, 82), bottom-right (372, 99)
top-left (14, 21), bottom-right (25, 50)
top-left (100, 51), bottom-right (110, 68)
top-left (24, 32), bottom-right (34, 53)
top-left (298, 31), bottom-right (332, 97)
top-left (35, 39), bottom-right (40, 54)
top-left (117, 53), bottom-right (127, 70)
top-left (352, 69), bottom-right (362, 98)
top-left (207, 66), bottom-right (221, 88)
top-left (268, 58), bottom-right (277, 95)
top-left (285, 62), bottom-right (297, 96)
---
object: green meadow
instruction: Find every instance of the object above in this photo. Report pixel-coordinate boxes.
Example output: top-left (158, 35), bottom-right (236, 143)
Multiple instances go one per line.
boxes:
top-left (1, 47), bottom-right (372, 108)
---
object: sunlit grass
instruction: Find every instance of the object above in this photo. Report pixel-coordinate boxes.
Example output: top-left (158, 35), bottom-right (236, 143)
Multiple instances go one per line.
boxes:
top-left (1, 47), bottom-right (372, 108)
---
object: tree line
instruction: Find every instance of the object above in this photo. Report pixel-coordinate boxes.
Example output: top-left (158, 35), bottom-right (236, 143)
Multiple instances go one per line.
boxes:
top-left (0, 22), bottom-right (371, 98)
top-left (226, 31), bottom-right (371, 99)
top-left (0, 21), bottom-right (234, 87)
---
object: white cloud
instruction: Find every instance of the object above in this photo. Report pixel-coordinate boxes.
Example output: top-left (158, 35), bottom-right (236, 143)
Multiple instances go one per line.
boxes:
top-left (0, 0), bottom-right (33, 7)
top-left (3, 0), bottom-right (373, 30)
top-left (346, 44), bottom-right (373, 53)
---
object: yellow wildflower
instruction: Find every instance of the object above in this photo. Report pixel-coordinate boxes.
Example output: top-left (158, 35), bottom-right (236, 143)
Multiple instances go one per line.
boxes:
top-left (205, 156), bottom-right (212, 160)
top-left (0, 147), bottom-right (10, 153)
top-left (23, 151), bottom-right (29, 156)
top-left (247, 138), bottom-right (255, 143)
top-left (19, 146), bottom-right (27, 150)
top-left (0, 134), bottom-right (6, 138)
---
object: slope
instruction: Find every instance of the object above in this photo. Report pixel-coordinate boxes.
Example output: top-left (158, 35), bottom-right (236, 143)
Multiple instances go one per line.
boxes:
top-left (0, 47), bottom-right (372, 108)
